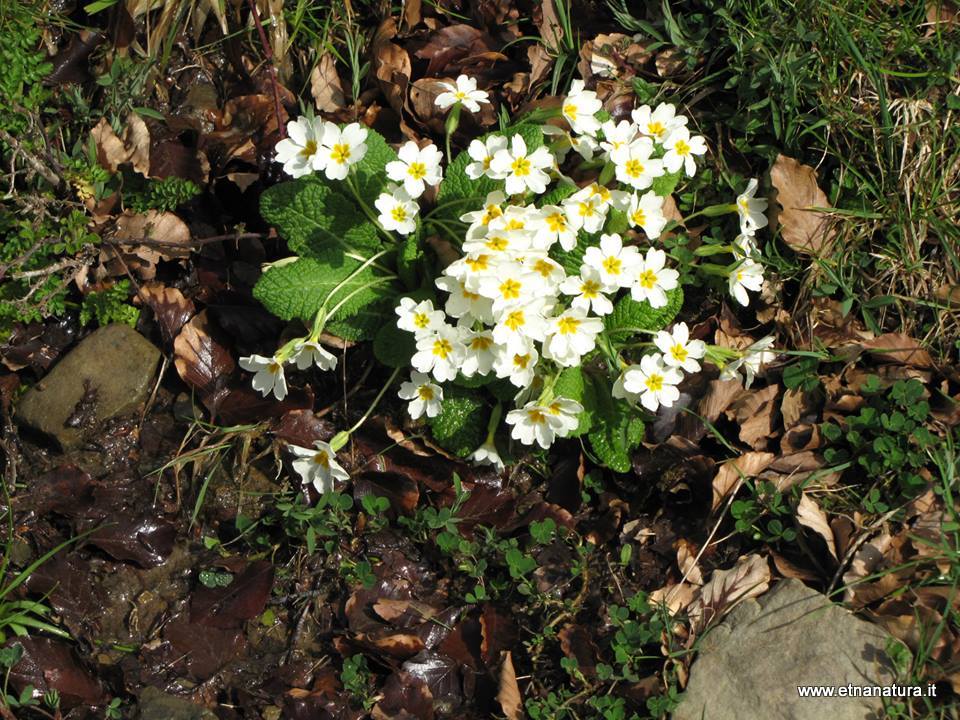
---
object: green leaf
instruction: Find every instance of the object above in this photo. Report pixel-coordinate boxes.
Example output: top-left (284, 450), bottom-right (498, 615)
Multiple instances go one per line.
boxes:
top-left (397, 228), bottom-right (424, 290)
top-left (538, 181), bottom-right (578, 208)
top-left (552, 367), bottom-right (598, 437)
top-left (604, 287), bottom-right (683, 340)
top-left (588, 391), bottom-right (645, 472)
top-left (353, 129), bottom-right (399, 199)
top-left (253, 249), bottom-right (397, 341)
top-left (549, 230), bottom-right (590, 277)
top-left (651, 171), bottom-right (683, 197)
top-left (373, 322), bottom-right (415, 369)
top-left (428, 385), bottom-right (489, 457)
top-left (260, 178), bottom-right (381, 256)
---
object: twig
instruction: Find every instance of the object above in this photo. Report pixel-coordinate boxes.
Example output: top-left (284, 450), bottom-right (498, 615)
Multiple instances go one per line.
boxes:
top-left (9, 257), bottom-right (80, 281)
top-left (246, 0), bottom-right (286, 140)
top-left (0, 128), bottom-right (61, 188)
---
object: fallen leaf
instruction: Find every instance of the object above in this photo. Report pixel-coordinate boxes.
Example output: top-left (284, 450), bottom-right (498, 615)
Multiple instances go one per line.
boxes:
top-left (730, 384), bottom-right (780, 449)
top-left (796, 493), bottom-right (838, 560)
top-left (497, 651), bottom-right (523, 720)
top-left (688, 554), bottom-right (771, 632)
top-left (711, 452), bottom-right (775, 511)
top-left (373, 18), bottom-right (412, 117)
top-left (860, 332), bottom-right (933, 367)
top-left (91, 114), bottom-right (150, 176)
top-left (537, 0), bottom-right (563, 49)
top-left (191, 560), bottom-right (275, 629)
top-left (7, 638), bottom-right (104, 709)
top-left (173, 311), bottom-right (236, 399)
top-left (139, 282), bottom-right (196, 344)
top-left (311, 53), bottom-right (347, 112)
top-left (770, 154), bottom-right (835, 256)
top-left (112, 210), bottom-right (192, 261)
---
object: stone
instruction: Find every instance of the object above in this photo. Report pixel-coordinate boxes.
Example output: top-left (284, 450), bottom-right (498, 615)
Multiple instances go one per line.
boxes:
top-left (136, 687), bottom-right (217, 720)
top-left (16, 324), bottom-right (161, 448)
top-left (674, 579), bottom-right (897, 720)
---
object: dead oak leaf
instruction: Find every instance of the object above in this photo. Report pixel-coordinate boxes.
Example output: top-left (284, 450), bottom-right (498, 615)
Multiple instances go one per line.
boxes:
top-left (311, 53), bottom-right (347, 113)
top-left (770, 154), bottom-right (836, 256)
top-left (860, 332), bottom-right (933, 368)
top-left (711, 452), bottom-right (775, 512)
top-left (796, 493), bottom-right (838, 560)
top-left (497, 651), bottom-right (523, 720)
top-left (688, 554), bottom-right (771, 633)
top-left (173, 311), bottom-right (235, 398)
top-left (91, 114), bottom-right (150, 176)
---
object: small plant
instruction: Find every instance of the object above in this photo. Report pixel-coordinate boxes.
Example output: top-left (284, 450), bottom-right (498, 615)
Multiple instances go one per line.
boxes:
top-left (340, 654), bottom-right (377, 711)
top-left (79, 279), bottom-right (140, 328)
top-left (125, 176), bottom-right (201, 213)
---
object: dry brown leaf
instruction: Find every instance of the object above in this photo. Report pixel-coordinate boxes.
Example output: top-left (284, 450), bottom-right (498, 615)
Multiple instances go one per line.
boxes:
top-left (113, 210), bottom-right (191, 259)
top-left (527, 44), bottom-right (554, 89)
top-left (770, 154), bottom-right (835, 256)
top-left (91, 114), bottom-right (151, 176)
top-left (688, 554), bottom-right (771, 632)
top-left (372, 19), bottom-right (411, 117)
top-left (173, 311), bottom-right (235, 398)
top-left (650, 582), bottom-right (698, 615)
top-left (677, 539), bottom-right (703, 585)
top-left (537, 0), bottom-right (563, 49)
top-left (497, 651), bottom-right (523, 720)
top-left (796, 494), bottom-right (838, 560)
top-left (138, 282), bottom-right (195, 344)
top-left (860, 332), bottom-right (933, 368)
top-left (730, 384), bottom-right (780, 449)
top-left (310, 53), bottom-right (347, 113)
top-left (711, 452), bottom-right (775, 511)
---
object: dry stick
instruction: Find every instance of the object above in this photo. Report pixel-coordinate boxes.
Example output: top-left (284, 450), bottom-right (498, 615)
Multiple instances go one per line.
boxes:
top-left (0, 128), bottom-right (62, 188)
top-left (246, 0), bottom-right (286, 140)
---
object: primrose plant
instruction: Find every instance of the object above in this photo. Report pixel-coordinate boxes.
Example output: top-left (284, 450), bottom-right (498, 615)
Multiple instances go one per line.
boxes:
top-left (241, 73), bottom-right (776, 493)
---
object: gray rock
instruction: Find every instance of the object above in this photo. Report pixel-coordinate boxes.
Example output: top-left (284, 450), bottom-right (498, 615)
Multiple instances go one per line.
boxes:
top-left (16, 324), bottom-right (160, 448)
top-left (136, 687), bottom-right (217, 720)
top-left (674, 579), bottom-right (897, 720)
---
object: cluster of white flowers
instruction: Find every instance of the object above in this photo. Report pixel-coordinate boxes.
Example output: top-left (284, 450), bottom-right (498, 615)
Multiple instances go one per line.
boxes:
top-left (244, 73), bottom-right (779, 490)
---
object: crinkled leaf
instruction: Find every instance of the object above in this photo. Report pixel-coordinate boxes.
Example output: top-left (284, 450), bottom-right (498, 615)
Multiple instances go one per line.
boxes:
top-left (253, 249), bottom-right (397, 341)
top-left (552, 366), bottom-right (598, 437)
top-left (353, 129), bottom-right (399, 199)
top-left (588, 394), bottom-right (646, 472)
top-left (651, 170), bottom-right (683, 197)
top-left (373, 322), bottom-right (416, 369)
top-left (260, 178), bottom-right (381, 256)
top-left (549, 230), bottom-right (589, 277)
top-left (604, 286), bottom-right (683, 340)
top-left (428, 385), bottom-right (489, 457)
top-left (397, 228), bottom-right (424, 290)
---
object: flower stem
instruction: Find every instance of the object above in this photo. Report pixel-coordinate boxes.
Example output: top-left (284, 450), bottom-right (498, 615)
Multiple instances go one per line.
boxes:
top-left (329, 367), bottom-right (402, 451)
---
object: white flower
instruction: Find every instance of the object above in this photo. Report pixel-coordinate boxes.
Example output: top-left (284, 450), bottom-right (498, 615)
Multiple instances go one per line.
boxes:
top-left (539, 204), bottom-right (578, 251)
top-left (291, 340), bottom-right (338, 371)
top-left (599, 119), bottom-right (639, 159)
top-left (459, 328), bottom-right (497, 377)
top-left (411, 325), bottom-right (466, 382)
top-left (489, 134), bottom-right (554, 196)
top-left (395, 297), bottom-right (445, 337)
top-left (612, 137), bottom-right (665, 190)
top-left (275, 116), bottom-right (325, 178)
top-left (654, 322), bottom-right (705, 373)
top-left (386, 141), bottom-right (444, 198)
top-left (621, 354), bottom-right (683, 412)
top-left (506, 402), bottom-right (565, 448)
top-left (318, 121), bottom-right (368, 181)
top-left (239, 354), bottom-right (288, 400)
top-left (445, 252), bottom-right (499, 293)
top-left (583, 233), bottom-right (641, 290)
top-left (561, 80), bottom-right (603, 136)
top-left (562, 185), bottom-right (609, 234)
top-left (545, 397), bottom-right (583, 437)
top-left (631, 103), bottom-right (687, 144)
top-left (662, 127), bottom-right (707, 177)
top-left (471, 439), bottom-right (505, 471)
top-left (491, 300), bottom-right (550, 351)
top-left (461, 191), bottom-right (506, 230)
top-left (560, 266), bottom-right (614, 316)
top-left (289, 440), bottom-right (349, 494)
top-left (435, 75), bottom-right (491, 113)
top-left (720, 336), bottom-right (777, 389)
top-left (728, 259), bottom-right (764, 306)
top-left (435, 276), bottom-right (494, 324)
top-left (542, 308), bottom-right (603, 367)
top-left (626, 191), bottom-right (667, 240)
top-left (524, 254), bottom-right (566, 293)
top-left (630, 247), bottom-right (679, 308)
top-left (736, 179), bottom-right (769, 236)
top-left (541, 124), bottom-right (599, 162)
top-left (465, 135), bottom-right (509, 180)
top-left (494, 338), bottom-right (539, 388)
top-left (733, 234), bottom-right (759, 259)
top-left (477, 262), bottom-right (540, 314)
top-left (375, 184), bottom-right (419, 235)
top-left (398, 371), bottom-right (444, 420)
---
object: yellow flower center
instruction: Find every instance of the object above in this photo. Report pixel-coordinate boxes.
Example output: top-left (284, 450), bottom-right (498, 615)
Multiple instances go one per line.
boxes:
top-left (432, 338), bottom-right (452, 359)
top-left (639, 269), bottom-right (657, 289)
top-left (330, 143), bottom-right (351, 164)
top-left (738, 197), bottom-right (750, 210)
top-left (527, 408), bottom-right (547, 424)
top-left (547, 212), bottom-right (566, 232)
top-left (671, 344), bottom-right (688, 362)
top-left (391, 206), bottom-right (408, 222)
top-left (418, 385), bottom-right (435, 401)
top-left (465, 254), bottom-right (490, 272)
top-left (504, 310), bottom-right (525, 331)
top-left (513, 353), bottom-right (531, 369)
top-left (563, 103), bottom-right (578, 119)
top-left (313, 450), bottom-right (331, 468)
top-left (647, 121), bottom-right (665, 136)
top-left (463, 287), bottom-right (481, 301)
top-left (486, 236), bottom-right (509, 252)
top-left (471, 336), bottom-right (493, 350)
top-left (625, 159), bottom-right (644, 178)
top-left (631, 209), bottom-right (646, 226)
top-left (505, 218), bottom-right (525, 231)
top-left (736, 270), bottom-right (744, 282)
top-left (481, 205), bottom-right (502, 225)
top-left (602, 256), bottom-right (622, 275)
top-left (455, 90), bottom-right (467, 100)
top-left (645, 373), bottom-right (664, 392)
top-left (557, 316), bottom-right (580, 335)
top-left (590, 183), bottom-right (611, 203)
top-left (483, 156), bottom-right (492, 169)
top-left (268, 361), bottom-right (282, 374)
top-left (300, 139), bottom-right (318, 158)
top-left (408, 161), bottom-right (427, 180)
top-left (413, 312), bottom-right (430, 329)
top-left (511, 156), bottom-right (531, 176)
top-left (533, 259), bottom-right (554, 277)
top-left (580, 279), bottom-right (600, 298)
top-left (499, 278), bottom-right (522, 300)
top-left (675, 139), bottom-right (691, 156)
top-left (578, 201), bottom-right (596, 217)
